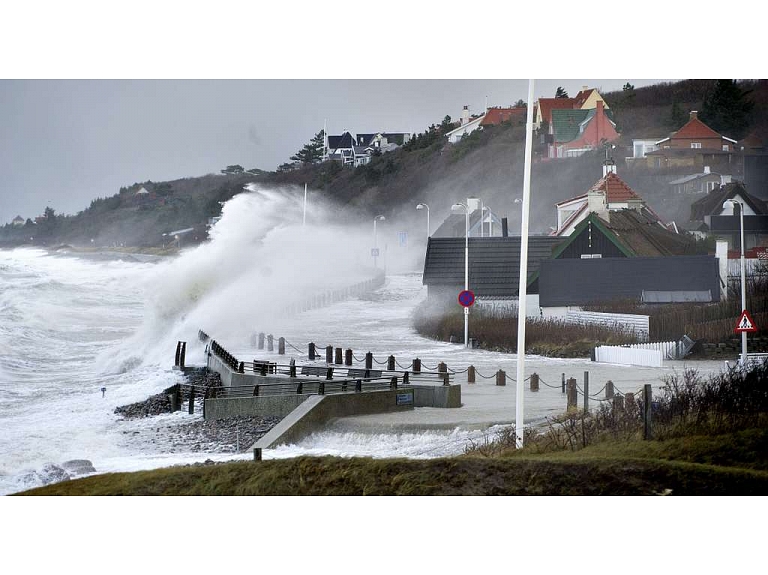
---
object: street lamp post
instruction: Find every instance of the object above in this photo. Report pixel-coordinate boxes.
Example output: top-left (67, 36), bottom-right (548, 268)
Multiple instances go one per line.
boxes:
top-left (416, 203), bottom-right (430, 238)
top-left (724, 199), bottom-right (748, 365)
top-left (373, 215), bottom-right (385, 268)
top-left (451, 202), bottom-right (470, 348)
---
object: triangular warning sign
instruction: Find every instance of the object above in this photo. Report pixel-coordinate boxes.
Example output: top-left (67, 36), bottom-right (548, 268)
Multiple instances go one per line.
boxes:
top-left (735, 310), bottom-right (758, 333)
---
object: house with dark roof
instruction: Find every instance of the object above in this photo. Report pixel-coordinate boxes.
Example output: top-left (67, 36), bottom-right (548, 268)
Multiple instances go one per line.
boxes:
top-left (356, 132), bottom-right (410, 148)
top-left (687, 181), bottom-right (768, 250)
top-left (432, 207), bottom-right (504, 238)
top-left (327, 131), bottom-right (373, 167)
top-left (535, 210), bottom-right (720, 308)
top-left (11, 215), bottom-right (24, 227)
top-left (645, 111), bottom-right (738, 170)
top-left (668, 167), bottom-right (731, 195)
top-left (422, 236), bottom-right (564, 303)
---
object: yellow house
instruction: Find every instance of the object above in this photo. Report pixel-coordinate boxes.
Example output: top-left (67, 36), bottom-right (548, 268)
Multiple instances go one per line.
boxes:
top-left (534, 87), bottom-right (610, 129)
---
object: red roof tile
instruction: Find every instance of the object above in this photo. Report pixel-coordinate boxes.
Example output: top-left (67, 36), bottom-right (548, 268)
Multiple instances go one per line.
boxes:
top-left (480, 107), bottom-right (527, 126)
top-left (590, 172), bottom-right (642, 203)
top-left (673, 116), bottom-right (725, 141)
top-left (573, 89), bottom-right (595, 107)
top-left (537, 98), bottom-right (576, 123)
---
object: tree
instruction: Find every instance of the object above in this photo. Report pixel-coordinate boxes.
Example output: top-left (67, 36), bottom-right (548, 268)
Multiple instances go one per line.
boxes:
top-left (221, 165), bottom-right (244, 175)
top-left (623, 82), bottom-right (635, 91)
top-left (700, 80), bottom-right (754, 140)
top-left (514, 99), bottom-right (526, 108)
top-left (668, 100), bottom-right (687, 128)
top-left (555, 86), bottom-right (569, 99)
top-left (290, 129), bottom-right (325, 164)
top-left (440, 115), bottom-right (453, 134)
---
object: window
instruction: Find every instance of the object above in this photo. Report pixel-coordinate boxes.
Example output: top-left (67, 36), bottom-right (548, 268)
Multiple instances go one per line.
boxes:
top-left (723, 144), bottom-right (729, 151)
top-left (691, 142), bottom-right (702, 149)
top-left (581, 254), bottom-right (602, 259)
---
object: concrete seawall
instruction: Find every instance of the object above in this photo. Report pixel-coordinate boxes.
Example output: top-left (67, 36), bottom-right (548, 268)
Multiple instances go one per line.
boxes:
top-left (251, 388), bottom-right (415, 450)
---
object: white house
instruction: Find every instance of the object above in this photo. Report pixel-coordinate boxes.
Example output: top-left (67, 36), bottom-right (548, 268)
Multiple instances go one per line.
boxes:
top-left (11, 215), bottom-right (25, 227)
top-left (444, 105), bottom-right (486, 144)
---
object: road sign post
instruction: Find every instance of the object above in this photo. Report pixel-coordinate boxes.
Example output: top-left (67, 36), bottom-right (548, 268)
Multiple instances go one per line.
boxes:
top-left (458, 290), bottom-right (475, 348)
top-left (735, 310), bottom-right (758, 365)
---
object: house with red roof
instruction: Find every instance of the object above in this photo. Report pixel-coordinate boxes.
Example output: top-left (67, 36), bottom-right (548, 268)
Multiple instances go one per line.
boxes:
top-left (645, 111), bottom-right (738, 169)
top-left (553, 164), bottom-right (660, 236)
top-left (480, 106), bottom-right (527, 127)
top-left (534, 87), bottom-right (610, 129)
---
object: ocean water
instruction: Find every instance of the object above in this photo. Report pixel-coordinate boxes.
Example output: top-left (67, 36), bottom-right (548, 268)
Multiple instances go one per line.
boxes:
top-left (0, 186), bottom-right (728, 495)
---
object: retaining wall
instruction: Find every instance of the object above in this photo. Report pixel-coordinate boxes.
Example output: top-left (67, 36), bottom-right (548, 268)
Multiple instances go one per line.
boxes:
top-left (204, 394), bottom-right (309, 420)
top-left (251, 388), bottom-right (415, 449)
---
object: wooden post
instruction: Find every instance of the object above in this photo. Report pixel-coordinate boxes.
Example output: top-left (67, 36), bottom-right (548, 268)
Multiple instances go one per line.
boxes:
top-left (179, 342), bottom-right (186, 369)
top-left (319, 381), bottom-right (325, 395)
top-left (567, 378), bottom-right (578, 410)
top-left (467, 365), bottom-right (475, 384)
top-left (355, 379), bottom-right (362, 392)
top-left (188, 385), bottom-right (195, 415)
top-left (387, 355), bottom-right (395, 371)
top-left (278, 337), bottom-right (285, 355)
top-left (605, 380), bottom-right (614, 400)
top-left (438, 362), bottom-right (449, 386)
top-left (365, 352), bottom-right (373, 370)
top-left (267, 335), bottom-right (274, 352)
top-left (612, 395), bottom-right (624, 416)
top-left (583, 371), bottom-right (589, 412)
top-left (238, 361), bottom-right (244, 374)
top-left (345, 349), bottom-right (353, 366)
top-left (258, 332), bottom-right (265, 349)
top-left (296, 382), bottom-right (303, 394)
top-left (289, 358), bottom-right (296, 378)
top-left (530, 372), bottom-right (539, 392)
top-left (412, 358), bottom-right (421, 373)
top-left (561, 372), bottom-right (566, 393)
top-left (253, 448), bottom-right (262, 461)
top-left (253, 385), bottom-right (260, 396)
top-left (308, 342), bottom-right (316, 360)
top-left (625, 392), bottom-right (636, 412)
top-left (496, 369), bottom-right (506, 386)
top-left (643, 384), bottom-right (653, 440)
top-left (174, 341), bottom-right (181, 366)
top-left (326, 367), bottom-right (334, 380)
top-left (403, 371), bottom-right (409, 385)
top-left (390, 376), bottom-right (398, 390)
top-left (325, 345), bottom-right (333, 364)
top-left (335, 347), bottom-right (343, 365)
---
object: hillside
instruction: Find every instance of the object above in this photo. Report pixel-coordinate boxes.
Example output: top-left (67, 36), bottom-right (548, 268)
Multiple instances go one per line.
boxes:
top-left (2, 79), bottom-right (766, 248)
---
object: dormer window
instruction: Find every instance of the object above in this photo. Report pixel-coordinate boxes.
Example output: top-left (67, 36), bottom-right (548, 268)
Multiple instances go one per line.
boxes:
top-left (691, 142), bottom-right (702, 149)
top-left (723, 144), bottom-right (729, 151)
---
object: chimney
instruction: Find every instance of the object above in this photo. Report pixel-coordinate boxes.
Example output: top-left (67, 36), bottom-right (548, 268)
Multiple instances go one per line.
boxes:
top-left (461, 105), bottom-right (469, 126)
top-left (603, 158), bottom-right (616, 176)
top-left (501, 217), bottom-right (508, 238)
top-left (587, 189), bottom-right (608, 219)
top-left (582, 85), bottom-right (588, 91)
top-left (690, 110), bottom-right (698, 121)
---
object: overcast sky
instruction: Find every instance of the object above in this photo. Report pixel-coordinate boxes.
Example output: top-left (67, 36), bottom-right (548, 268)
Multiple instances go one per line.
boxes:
top-left (0, 78), bottom-right (672, 222)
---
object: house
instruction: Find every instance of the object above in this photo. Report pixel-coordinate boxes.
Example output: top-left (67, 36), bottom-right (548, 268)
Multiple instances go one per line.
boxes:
top-left (480, 107), bottom-right (527, 127)
top-left (444, 105), bottom-right (486, 143)
top-left (630, 138), bottom-right (662, 159)
top-left (534, 87), bottom-right (610, 130)
top-left (538, 255), bottom-right (721, 308)
top-left (553, 166), bottom-right (654, 236)
top-left (687, 181), bottom-right (768, 251)
top-left (422, 235), bottom-right (564, 303)
top-left (668, 167), bottom-right (731, 195)
top-left (548, 101), bottom-right (619, 158)
top-left (646, 111), bottom-right (738, 169)
top-left (11, 215), bottom-right (24, 227)
top-left (535, 209), bottom-right (719, 310)
top-left (356, 132), bottom-right (411, 149)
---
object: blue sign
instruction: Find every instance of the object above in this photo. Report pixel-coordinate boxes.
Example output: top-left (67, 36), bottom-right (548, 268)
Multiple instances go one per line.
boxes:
top-left (396, 392), bottom-right (413, 405)
top-left (458, 289), bottom-right (475, 307)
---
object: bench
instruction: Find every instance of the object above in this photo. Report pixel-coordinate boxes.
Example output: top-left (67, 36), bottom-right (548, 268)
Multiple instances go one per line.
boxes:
top-left (347, 368), bottom-right (382, 379)
top-left (301, 365), bottom-right (331, 377)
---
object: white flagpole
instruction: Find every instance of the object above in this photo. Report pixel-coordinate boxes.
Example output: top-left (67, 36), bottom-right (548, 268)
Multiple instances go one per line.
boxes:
top-left (515, 79), bottom-right (535, 448)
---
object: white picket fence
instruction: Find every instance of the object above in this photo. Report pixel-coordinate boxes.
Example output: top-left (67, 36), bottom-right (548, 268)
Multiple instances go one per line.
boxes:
top-left (594, 346), bottom-right (663, 367)
top-left (565, 311), bottom-right (650, 341)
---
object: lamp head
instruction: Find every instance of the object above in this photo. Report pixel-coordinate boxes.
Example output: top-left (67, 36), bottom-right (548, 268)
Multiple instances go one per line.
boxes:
top-left (374, 215), bottom-right (386, 222)
top-left (416, 203), bottom-right (427, 210)
top-left (451, 203), bottom-right (467, 213)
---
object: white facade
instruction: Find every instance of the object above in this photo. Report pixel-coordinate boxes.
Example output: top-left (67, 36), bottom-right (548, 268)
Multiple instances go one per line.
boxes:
top-left (445, 115), bottom-right (485, 144)
top-left (632, 139), bottom-right (661, 158)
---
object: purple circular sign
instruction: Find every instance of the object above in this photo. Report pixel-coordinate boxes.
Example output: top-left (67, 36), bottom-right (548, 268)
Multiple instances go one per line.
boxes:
top-left (458, 290), bottom-right (475, 307)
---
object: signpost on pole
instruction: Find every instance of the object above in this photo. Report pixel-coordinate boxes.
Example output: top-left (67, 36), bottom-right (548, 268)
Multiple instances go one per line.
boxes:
top-left (735, 310), bottom-right (758, 334)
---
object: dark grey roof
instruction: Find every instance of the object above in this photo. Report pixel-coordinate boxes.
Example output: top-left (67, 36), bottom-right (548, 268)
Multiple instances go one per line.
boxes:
top-left (423, 236), bottom-right (564, 297)
top-left (708, 214), bottom-right (768, 233)
top-left (327, 132), bottom-right (355, 150)
top-left (539, 256), bottom-right (720, 307)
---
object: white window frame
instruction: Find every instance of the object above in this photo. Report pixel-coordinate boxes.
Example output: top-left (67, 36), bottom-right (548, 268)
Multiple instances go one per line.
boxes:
top-left (691, 142), bottom-right (702, 149)
top-left (723, 144), bottom-right (729, 151)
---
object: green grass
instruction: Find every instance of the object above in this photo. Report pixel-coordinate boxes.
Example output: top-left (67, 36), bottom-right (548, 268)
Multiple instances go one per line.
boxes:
top-left (17, 428), bottom-right (768, 496)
